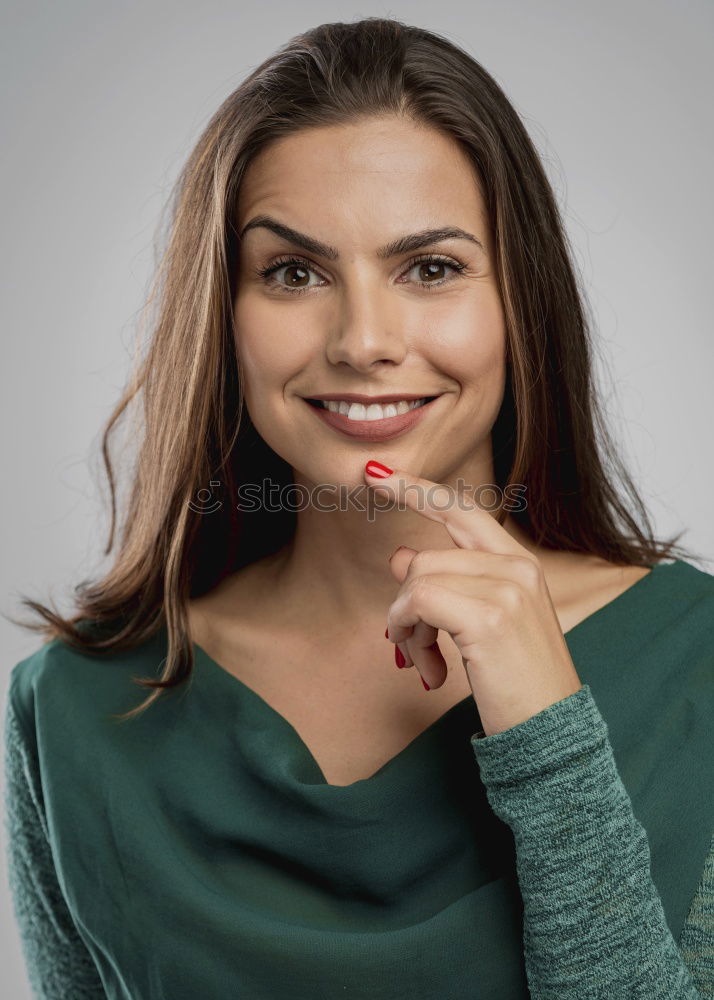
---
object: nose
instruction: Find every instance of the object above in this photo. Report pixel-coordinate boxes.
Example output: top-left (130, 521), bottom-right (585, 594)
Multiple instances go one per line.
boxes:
top-left (324, 282), bottom-right (409, 371)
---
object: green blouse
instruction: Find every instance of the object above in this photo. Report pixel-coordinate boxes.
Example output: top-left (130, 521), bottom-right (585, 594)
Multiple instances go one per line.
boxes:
top-left (4, 558), bottom-right (714, 998)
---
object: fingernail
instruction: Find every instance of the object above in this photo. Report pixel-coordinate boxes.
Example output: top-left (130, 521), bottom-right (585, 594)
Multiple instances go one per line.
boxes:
top-left (395, 645), bottom-right (406, 668)
top-left (385, 626), bottom-right (390, 639)
top-left (365, 460), bottom-right (393, 478)
top-left (421, 677), bottom-right (430, 691)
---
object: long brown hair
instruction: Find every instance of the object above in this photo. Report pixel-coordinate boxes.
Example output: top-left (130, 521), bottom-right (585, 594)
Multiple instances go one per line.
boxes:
top-left (6, 16), bottom-right (696, 721)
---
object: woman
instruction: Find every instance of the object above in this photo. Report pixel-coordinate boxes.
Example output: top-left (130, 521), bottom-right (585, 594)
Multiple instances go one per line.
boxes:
top-left (4, 16), bottom-right (712, 999)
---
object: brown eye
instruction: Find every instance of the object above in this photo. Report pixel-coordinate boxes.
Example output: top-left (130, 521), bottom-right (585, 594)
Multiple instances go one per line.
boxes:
top-left (256, 256), bottom-right (326, 295)
top-left (281, 264), bottom-right (311, 288)
top-left (417, 261), bottom-right (447, 282)
top-left (402, 254), bottom-right (466, 290)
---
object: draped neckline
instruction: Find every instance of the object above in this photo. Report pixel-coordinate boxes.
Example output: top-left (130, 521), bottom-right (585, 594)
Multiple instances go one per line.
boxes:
top-left (189, 559), bottom-right (677, 787)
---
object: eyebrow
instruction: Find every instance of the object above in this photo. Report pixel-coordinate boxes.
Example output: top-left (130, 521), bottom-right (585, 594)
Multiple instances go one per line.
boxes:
top-left (238, 214), bottom-right (486, 259)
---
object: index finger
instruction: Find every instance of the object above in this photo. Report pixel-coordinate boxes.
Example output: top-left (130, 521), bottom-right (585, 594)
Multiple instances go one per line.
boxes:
top-left (363, 460), bottom-right (523, 555)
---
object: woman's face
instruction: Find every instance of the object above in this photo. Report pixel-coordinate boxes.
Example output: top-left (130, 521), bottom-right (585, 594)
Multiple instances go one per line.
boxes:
top-left (234, 114), bottom-right (507, 495)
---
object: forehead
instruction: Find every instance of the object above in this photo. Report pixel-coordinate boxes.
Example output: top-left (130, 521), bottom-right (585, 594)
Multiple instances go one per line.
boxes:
top-left (236, 116), bottom-right (488, 241)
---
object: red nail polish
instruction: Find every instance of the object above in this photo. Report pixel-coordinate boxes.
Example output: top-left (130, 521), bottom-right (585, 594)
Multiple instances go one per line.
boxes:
top-left (395, 645), bottom-right (406, 668)
top-left (421, 677), bottom-right (430, 691)
top-left (365, 460), bottom-right (393, 478)
top-left (385, 627), bottom-right (390, 639)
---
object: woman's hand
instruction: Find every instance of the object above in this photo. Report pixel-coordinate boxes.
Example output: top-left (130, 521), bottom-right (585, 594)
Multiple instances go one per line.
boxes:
top-left (364, 461), bottom-right (583, 737)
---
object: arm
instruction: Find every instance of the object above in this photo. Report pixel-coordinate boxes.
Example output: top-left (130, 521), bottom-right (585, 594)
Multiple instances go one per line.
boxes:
top-left (470, 684), bottom-right (713, 999)
top-left (680, 832), bottom-right (714, 998)
top-left (3, 692), bottom-right (107, 999)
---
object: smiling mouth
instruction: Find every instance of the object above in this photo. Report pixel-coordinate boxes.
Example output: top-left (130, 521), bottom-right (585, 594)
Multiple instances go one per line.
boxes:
top-left (305, 395), bottom-right (439, 421)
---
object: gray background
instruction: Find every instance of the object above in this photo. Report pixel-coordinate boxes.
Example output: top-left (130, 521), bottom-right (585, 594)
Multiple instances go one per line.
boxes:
top-left (1, 0), bottom-right (712, 993)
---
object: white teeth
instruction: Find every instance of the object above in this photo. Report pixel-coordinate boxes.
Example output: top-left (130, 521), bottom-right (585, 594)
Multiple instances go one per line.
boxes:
top-left (322, 397), bottom-right (426, 420)
top-left (322, 398), bottom-right (429, 420)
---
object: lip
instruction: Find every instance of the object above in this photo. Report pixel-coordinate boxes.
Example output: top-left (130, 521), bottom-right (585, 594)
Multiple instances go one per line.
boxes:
top-left (302, 394), bottom-right (442, 442)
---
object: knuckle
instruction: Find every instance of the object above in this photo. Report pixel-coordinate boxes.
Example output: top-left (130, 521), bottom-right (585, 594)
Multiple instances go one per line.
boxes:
top-left (408, 575), bottom-right (434, 608)
top-left (514, 553), bottom-right (542, 586)
top-left (483, 601), bottom-right (508, 631)
top-left (431, 485), bottom-right (454, 509)
top-left (407, 549), bottom-right (431, 576)
top-left (496, 580), bottom-right (524, 612)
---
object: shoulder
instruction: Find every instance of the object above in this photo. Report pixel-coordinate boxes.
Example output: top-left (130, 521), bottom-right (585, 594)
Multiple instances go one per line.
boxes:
top-left (5, 626), bottom-right (168, 741)
top-left (656, 557), bottom-right (714, 643)
top-left (666, 556), bottom-right (714, 589)
top-left (598, 555), bottom-right (714, 633)
top-left (6, 638), bottom-right (66, 738)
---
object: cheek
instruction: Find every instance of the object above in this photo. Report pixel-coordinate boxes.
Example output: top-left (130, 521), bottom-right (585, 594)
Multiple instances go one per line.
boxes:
top-left (423, 286), bottom-right (506, 380)
top-left (234, 295), bottom-right (313, 397)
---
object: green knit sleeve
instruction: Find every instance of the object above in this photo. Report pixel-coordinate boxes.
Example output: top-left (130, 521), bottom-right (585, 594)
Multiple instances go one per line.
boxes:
top-left (470, 683), bottom-right (713, 999)
top-left (680, 833), bottom-right (714, 997)
top-left (3, 690), bottom-right (107, 999)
